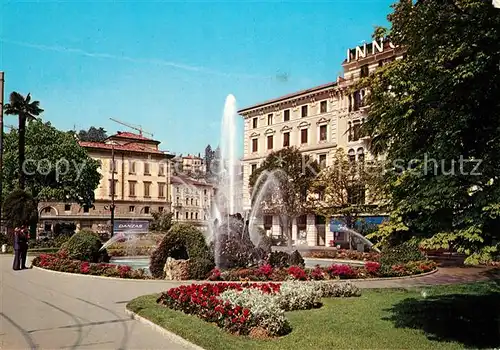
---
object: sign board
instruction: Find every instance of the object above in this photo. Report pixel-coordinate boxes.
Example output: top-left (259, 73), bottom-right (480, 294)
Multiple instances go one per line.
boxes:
top-left (113, 220), bottom-right (149, 234)
top-left (329, 216), bottom-right (388, 232)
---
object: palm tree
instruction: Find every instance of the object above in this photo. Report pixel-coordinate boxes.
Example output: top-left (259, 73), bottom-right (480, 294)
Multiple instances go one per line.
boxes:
top-left (4, 92), bottom-right (44, 189)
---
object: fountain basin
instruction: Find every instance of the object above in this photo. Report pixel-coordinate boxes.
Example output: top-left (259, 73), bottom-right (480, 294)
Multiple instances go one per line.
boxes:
top-left (110, 256), bottom-right (150, 273)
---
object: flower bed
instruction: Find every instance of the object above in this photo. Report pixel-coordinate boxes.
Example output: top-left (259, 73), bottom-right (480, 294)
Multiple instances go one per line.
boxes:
top-left (31, 251), bottom-right (150, 279)
top-left (156, 281), bottom-right (361, 337)
top-left (302, 248), bottom-right (381, 261)
top-left (207, 260), bottom-right (437, 282)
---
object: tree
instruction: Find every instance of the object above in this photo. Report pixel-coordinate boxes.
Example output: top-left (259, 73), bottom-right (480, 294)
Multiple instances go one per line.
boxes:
top-left (308, 148), bottom-right (385, 248)
top-left (360, 0), bottom-right (500, 263)
top-left (77, 127), bottom-right (108, 142)
top-left (2, 120), bottom-right (101, 207)
top-left (204, 144), bottom-right (215, 174)
top-left (150, 211), bottom-right (174, 232)
top-left (371, 26), bottom-right (388, 40)
top-left (249, 147), bottom-right (320, 250)
top-left (4, 92), bottom-right (44, 190)
top-left (3, 189), bottom-right (38, 229)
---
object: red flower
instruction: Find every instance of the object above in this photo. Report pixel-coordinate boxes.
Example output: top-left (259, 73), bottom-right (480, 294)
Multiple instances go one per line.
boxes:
top-left (365, 261), bottom-right (381, 274)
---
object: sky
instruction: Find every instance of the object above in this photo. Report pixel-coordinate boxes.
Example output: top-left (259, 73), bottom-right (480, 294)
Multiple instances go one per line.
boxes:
top-left (0, 0), bottom-right (393, 157)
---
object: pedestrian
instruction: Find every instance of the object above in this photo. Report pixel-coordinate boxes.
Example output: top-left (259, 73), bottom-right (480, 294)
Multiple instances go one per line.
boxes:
top-left (12, 226), bottom-right (29, 270)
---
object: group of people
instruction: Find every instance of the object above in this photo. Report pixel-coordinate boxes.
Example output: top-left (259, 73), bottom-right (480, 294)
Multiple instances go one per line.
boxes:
top-left (12, 225), bottom-right (29, 270)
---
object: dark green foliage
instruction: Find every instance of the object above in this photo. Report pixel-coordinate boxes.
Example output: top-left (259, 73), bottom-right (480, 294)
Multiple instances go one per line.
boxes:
top-left (77, 126), bottom-right (107, 142)
top-left (289, 250), bottom-right (305, 267)
top-left (256, 228), bottom-right (272, 254)
top-left (3, 189), bottom-right (38, 229)
top-left (150, 211), bottom-right (174, 232)
top-left (380, 241), bottom-right (425, 267)
top-left (150, 223), bottom-right (214, 279)
top-left (269, 251), bottom-right (290, 268)
top-left (53, 222), bottom-right (76, 236)
top-left (60, 230), bottom-right (109, 263)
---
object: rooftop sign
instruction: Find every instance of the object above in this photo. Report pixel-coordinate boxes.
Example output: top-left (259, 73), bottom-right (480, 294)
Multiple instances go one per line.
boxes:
top-left (347, 39), bottom-right (396, 62)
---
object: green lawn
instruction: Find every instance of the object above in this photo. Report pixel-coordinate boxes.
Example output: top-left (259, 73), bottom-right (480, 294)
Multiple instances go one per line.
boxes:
top-left (127, 281), bottom-right (500, 350)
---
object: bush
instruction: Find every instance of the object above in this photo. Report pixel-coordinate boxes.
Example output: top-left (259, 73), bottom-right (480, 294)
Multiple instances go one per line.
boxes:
top-left (150, 223), bottom-right (214, 279)
top-left (268, 251), bottom-right (290, 268)
top-left (60, 230), bottom-right (108, 263)
top-left (380, 241), bottom-right (425, 266)
top-left (313, 282), bottom-right (362, 298)
top-left (278, 281), bottom-right (322, 310)
top-left (256, 228), bottom-right (272, 254)
top-left (289, 250), bottom-right (304, 267)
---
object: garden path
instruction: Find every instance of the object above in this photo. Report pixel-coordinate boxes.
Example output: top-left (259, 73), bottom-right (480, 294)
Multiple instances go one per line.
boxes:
top-left (0, 255), bottom-right (498, 349)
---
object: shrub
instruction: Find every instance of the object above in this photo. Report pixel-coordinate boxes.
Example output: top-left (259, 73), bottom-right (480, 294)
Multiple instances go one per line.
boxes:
top-left (278, 281), bottom-right (322, 310)
top-left (288, 266), bottom-right (307, 280)
top-left (256, 228), bottom-right (272, 254)
top-left (268, 251), bottom-right (290, 268)
top-left (327, 264), bottom-right (357, 279)
top-left (313, 282), bottom-right (362, 297)
top-left (150, 223), bottom-right (214, 279)
top-left (380, 241), bottom-right (425, 266)
top-left (60, 230), bottom-right (108, 263)
top-left (289, 250), bottom-right (304, 267)
top-left (365, 261), bottom-right (381, 275)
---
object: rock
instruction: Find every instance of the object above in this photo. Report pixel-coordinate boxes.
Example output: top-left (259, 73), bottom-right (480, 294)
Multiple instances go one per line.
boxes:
top-left (164, 257), bottom-right (190, 280)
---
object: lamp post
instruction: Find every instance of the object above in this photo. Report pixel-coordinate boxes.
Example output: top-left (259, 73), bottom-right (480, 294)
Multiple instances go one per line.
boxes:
top-left (110, 142), bottom-right (115, 237)
top-left (0, 72), bottom-right (4, 233)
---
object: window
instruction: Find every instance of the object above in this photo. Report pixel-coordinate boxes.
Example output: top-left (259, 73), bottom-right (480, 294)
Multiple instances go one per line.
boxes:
top-left (176, 212), bottom-right (179, 219)
top-left (252, 117), bottom-right (258, 129)
top-left (301, 105), bottom-right (308, 118)
top-left (159, 206), bottom-right (164, 212)
top-left (284, 109), bottom-right (290, 122)
top-left (353, 91), bottom-right (361, 111)
top-left (319, 125), bottom-right (327, 141)
top-left (352, 121), bottom-right (361, 141)
top-left (159, 164), bottom-right (165, 176)
top-left (348, 149), bottom-right (356, 163)
top-left (195, 212), bottom-right (198, 220)
top-left (83, 206), bottom-right (89, 213)
top-left (44, 207), bottom-right (51, 213)
top-left (347, 185), bottom-right (365, 205)
top-left (186, 212), bottom-right (189, 219)
top-left (129, 181), bottom-right (136, 196)
top-left (158, 183), bottom-right (165, 198)
top-left (191, 198), bottom-right (194, 205)
top-left (251, 164), bottom-right (257, 174)
top-left (144, 182), bottom-right (151, 197)
top-left (319, 154), bottom-right (327, 168)
top-left (320, 101), bottom-right (327, 113)
top-left (186, 198), bottom-right (189, 205)
top-left (110, 159), bottom-right (117, 173)
top-left (64, 204), bottom-right (71, 211)
top-left (301, 129), bottom-right (308, 144)
top-left (263, 215), bottom-right (273, 230)
top-left (144, 206), bottom-right (150, 214)
top-left (129, 161), bottom-right (136, 174)
top-left (144, 162), bottom-right (150, 175)
top-left (191, 212), bottom-right (194, 219)
top-left (267, 135), bottom-right (273, 150)
top-left (283, 132), bottom-right (290, 147)
top-left (357, 148), bottom-right (365, 162)
top-left (204, 189), bottom-right (207, 195)
top-left (360, 64), bottom-right (369, 78)
top-left (267, 114), bottom-right (273, 125)
top-left (108, 179), bottom-right (118, 196)
top-left (252, 138), bottom-right (258, 153)
top-left (129, 205), bottom-right (135, 213)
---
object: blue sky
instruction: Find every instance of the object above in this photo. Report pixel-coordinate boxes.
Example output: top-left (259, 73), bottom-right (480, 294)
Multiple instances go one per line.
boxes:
top-left (0, 0), bottom-right (393, 157)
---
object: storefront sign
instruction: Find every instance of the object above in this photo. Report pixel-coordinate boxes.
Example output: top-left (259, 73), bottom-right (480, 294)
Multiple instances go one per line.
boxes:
top-left (113, 220), bottom-right (149, 234)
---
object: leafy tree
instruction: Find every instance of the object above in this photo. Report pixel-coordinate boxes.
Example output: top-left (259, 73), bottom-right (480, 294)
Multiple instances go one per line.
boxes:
top-left (3, 189), bottom-right (38, 229)
top-left (2, 120), bottom-right (101, 207)
top-left (249, 147), bottom-right (320, 250)
top-left (371, 26), bottom-right (388, 40)
top-left (359, 0), bottom-right (500, 263)
top-left (150, 211), bottom-right (174, 232)
top-left (77, 126), bottom-right (108, 142)
top-left (204, 144), bottom-right (215, 174)
top-left (4, 92), bottom-right (44, 189)
top-left (308, 148), bottom-right (385, 248)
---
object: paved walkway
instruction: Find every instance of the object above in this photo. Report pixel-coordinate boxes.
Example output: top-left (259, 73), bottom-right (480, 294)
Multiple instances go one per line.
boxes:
top-left (0, 255), bottom-right (498, 349)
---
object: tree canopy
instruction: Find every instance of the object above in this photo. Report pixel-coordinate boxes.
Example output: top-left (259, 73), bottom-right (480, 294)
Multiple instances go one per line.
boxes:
top-left (77, 126), bottom-right (108, 142)
top-left (2, 120), bottom-right (102, 207)
top-left (360, 0), bottom-right (500, 263)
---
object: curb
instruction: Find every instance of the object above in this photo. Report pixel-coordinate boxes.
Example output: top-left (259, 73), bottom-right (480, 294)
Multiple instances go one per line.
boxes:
top-left (125, 309), bottom-right (205, 350)
top-left (32, 265), bottom-right (438, 283)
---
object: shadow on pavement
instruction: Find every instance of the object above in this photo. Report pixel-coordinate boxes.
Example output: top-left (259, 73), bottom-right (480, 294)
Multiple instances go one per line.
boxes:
top-left (384, 291), bottom-right (500, 348)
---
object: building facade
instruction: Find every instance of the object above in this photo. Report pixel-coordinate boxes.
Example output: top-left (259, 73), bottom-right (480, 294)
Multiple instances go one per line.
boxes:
top-left (38, 131), bottom-right (174, 235)
top-left (170, 175), bottom-right (214, 231)
top-left (238, 38), bottom-right (404, 247)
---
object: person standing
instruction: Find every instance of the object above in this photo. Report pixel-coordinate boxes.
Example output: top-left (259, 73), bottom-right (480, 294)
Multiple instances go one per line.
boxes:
top-left (19, 225), bottom-right (29, 269)
top-left (12, 226), bottom-right (29, 270)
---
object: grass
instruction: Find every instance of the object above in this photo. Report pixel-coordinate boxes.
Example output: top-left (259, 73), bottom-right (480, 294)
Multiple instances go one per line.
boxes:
top-left (127, 280), bottom-right (500, 350)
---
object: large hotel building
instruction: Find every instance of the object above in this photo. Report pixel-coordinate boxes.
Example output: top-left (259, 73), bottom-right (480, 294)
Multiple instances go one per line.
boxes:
top-left (238, 38), bottom-right (405, 246)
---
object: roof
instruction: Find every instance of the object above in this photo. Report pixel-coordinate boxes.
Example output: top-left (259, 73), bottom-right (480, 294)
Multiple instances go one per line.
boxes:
top-left (107, 131), bottom-right (160, 144)
top-left (171, 175), bottom-right (212, 187)
top-left (183, 155), bottom-right (202, 159)
top-left (237, 81), bottom-right (337, 114)
top-left (79, 141), bottom-right (173, 157)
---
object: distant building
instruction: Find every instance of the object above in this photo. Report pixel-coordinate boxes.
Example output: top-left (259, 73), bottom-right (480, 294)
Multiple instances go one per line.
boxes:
top-left (38, 131), bottom-right (174, 235)
top-left (238, 38), bottom-right (403, 247)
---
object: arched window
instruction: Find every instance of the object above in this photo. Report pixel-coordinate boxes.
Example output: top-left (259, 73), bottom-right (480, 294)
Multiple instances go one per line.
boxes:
top-left (348, 149), bottom-right (356, 163)
top-left (357, 148), bottom-right (365, 162)
top-left (348, 122), bottom-right (352, 141)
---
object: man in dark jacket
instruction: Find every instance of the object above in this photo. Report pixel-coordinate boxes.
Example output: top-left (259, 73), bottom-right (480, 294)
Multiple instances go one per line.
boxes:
top-left (12, 226), bottom-right (29, 270)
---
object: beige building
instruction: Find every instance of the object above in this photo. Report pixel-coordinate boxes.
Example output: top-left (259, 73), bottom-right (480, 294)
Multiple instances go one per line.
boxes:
top-left (238, 38), bottom-right (404, 247)
top-left (38, 131), bottom-right (174, 235)
top-left (172, 154), bottom-right (205, 175)
top-left (170, 175), bottom-right (214, 231)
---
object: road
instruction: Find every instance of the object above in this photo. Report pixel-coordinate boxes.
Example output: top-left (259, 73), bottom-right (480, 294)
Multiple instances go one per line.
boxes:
top-left (0, 255), bottom-right (190, 350)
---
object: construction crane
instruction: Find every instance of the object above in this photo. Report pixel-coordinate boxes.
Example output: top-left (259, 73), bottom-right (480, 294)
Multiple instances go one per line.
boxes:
top-left (109, 118), bottom-right (153, 138)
